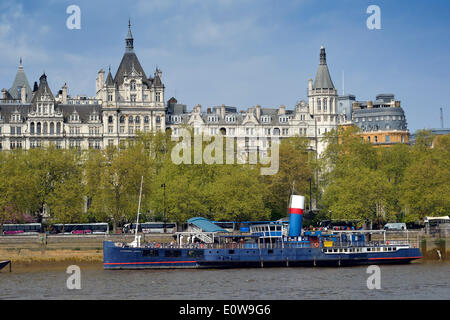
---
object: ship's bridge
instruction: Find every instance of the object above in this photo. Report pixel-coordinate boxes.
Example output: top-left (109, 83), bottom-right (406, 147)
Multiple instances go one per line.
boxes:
top-left (250, 222), bottom-right (288, 239)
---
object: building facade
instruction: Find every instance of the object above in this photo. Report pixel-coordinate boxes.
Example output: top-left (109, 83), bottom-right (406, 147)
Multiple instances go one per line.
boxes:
top-left (1, 23), bottom-right (356, 156)
top-left (351, 94), bottom-right (409, 146)
top-left (0, 22), bottom-right (165, 151)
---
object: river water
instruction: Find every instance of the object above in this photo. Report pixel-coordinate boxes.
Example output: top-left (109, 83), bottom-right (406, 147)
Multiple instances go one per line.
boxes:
top-left (0, 260), bottom-right (448, 300)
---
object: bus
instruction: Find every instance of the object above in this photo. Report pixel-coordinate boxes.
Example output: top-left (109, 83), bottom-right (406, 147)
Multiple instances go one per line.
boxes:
top-left (49, 223), bottom-right (109, 235)
top-left (123, 222), bottom-right (177, 234)
top-left (2, 223), bottom-right (42, 235)
top-left (424, 216), bottom-right (450, 234)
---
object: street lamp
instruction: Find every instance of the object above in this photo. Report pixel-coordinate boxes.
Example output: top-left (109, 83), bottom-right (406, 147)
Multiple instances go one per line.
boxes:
top-left (161, 183), bottom-right (166, 233)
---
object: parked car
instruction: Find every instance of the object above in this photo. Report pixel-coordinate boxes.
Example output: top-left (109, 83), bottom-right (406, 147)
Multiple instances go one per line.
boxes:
top-left (383, 223), bottom-right (407, 231)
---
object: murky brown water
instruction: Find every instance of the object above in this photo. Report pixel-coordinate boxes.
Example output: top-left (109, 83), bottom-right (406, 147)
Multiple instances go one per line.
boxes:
top-left (0, 260), bottom-right (448, 300)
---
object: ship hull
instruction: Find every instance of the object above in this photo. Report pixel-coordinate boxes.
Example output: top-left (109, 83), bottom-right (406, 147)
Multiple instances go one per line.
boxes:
top-left (103, 241), bottom-right (422, 270)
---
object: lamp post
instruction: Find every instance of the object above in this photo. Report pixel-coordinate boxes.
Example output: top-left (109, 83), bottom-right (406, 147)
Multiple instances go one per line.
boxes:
top-left (161, 183), bottom-right (166, 233)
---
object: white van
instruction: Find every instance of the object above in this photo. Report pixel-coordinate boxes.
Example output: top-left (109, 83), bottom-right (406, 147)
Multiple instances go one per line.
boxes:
top-left (383, 223), bottom-right (407, 231)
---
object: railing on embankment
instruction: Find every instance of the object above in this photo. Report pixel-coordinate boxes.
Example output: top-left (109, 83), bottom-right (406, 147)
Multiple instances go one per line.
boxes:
top-left (0, 231), bottom-right (449, 260)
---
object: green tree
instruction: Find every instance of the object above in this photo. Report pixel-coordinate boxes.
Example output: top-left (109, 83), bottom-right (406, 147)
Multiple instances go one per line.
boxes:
top-left (261, 136), bottom-right (314, 220)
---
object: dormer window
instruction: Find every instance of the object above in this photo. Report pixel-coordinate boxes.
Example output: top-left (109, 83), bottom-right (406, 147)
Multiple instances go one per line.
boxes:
top-left (225, 116), bottom-right (236, 122)
top-left (130, 80), bottom-right (136, 91)
top-left (156, 92), bottom-right (161, 102)
top-left (262, 116), bottom-right (271, 123)
top-left (71, 113), bottom-right (79, 122)
top-left (279, 116), bottom-right (288, 123)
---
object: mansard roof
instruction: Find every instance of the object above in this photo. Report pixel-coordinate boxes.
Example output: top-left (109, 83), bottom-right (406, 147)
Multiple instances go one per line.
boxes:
top-left (59, 104), bottom-right (102, 123)
top-left (0, 104), bottom-right (31, 123)
top-left (313, 47), bottom-right (335, 90)
top-left (9, 58), bottom-right (32, 102)
top-left (31, 73), bottom-right (55, 104)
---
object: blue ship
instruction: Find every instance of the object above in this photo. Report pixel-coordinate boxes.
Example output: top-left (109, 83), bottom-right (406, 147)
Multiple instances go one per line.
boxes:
top-left (103, 195), bottom-right (422, 269)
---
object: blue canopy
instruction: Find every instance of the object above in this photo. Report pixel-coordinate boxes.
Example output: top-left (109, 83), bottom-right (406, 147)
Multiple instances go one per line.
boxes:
top-left (187, 217), bottom-right (229, 233)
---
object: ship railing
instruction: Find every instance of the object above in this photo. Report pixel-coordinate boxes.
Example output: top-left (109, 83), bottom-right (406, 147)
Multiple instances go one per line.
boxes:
top-left (137, 239), bottom-right (415, 250)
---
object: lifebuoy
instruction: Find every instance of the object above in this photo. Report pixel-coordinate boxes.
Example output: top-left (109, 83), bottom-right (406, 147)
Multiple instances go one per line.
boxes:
top-left (155, 243), bottom-right (161, 248)
top-left (313, 242), bottom-right (319, 248)
top-left (200, 244), bottom-right (204, 248)
top-left (386, 241), bottom-right (390, 245)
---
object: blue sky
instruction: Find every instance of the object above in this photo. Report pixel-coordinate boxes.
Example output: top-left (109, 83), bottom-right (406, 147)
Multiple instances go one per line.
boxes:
top-left (0, 0), bottom-right (449, 132)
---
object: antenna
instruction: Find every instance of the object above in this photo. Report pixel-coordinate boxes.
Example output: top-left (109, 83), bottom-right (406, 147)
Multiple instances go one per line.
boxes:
top-left (342, 71), bottom-right (345, 95)
top-left (440, 107), bottom-right (444, 129)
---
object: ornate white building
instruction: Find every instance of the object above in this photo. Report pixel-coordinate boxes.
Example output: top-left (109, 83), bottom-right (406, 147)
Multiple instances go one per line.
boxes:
top-left (0, 22), bottom-right (338, 156)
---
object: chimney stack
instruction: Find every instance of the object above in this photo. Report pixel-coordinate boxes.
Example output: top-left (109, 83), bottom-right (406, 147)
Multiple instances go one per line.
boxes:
top-left (256, 105), bottom-right (261, 120)
top-left (62, 83), bottom-right (68, 104)
top-left (21, 85), bottom-right (27, 104)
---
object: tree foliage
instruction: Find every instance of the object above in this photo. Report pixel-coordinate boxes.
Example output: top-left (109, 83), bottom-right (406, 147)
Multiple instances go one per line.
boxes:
top-left (0, 129), bottom-right (448, 229)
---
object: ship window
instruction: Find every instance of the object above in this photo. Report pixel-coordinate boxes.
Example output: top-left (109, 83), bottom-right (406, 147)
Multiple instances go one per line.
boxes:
top-left (142, 249), bottom-right (158, 257)
top-left (268, 249), bottom-right (273, 254)
top-left (164, 250), bottom-right (181, 257)
top-left (187, 250), bottom-right (203, 257)
top-left (228, 250), bottom-right (235, 254)
top-left (393, 247), bottom-right (396, 251)
top-left (367, 248), bottom-right (371, 252)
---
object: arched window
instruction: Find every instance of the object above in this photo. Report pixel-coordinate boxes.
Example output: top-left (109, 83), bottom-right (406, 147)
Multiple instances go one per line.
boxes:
top-left (30, 122), bottom-right (35, 134)
top-left (128, 116), bottom-right (133, 124)
top-left (43, 122), bottom-right (48, 134)
top-left (37, 122), bottom-right (41, 134)
top-left (50, 122), bottom-right (54, 134)
top-left (144, 116), bottom-right (149, 124)
top-left (56, 122), bottom-right (61, 134)
top-left (108, 116), bottom-right (113, 124)
top-left (135, 116), bottom-right (140, 124)
top-left (273, 128), bottom-right (280, 135)
top-left (317, 99), bottom-right (321, 112)
top-left (120, 115), bottom-right (125, 124)
top-left (323, 99), bottom-right (327, 112)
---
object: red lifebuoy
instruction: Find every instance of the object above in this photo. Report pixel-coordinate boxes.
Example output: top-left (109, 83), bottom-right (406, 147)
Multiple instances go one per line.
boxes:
top-left (313, 242), bottom-right (319, 248)
top-left (200, 244), bottom-right (204, 248)
top-left (155, 243), bottom-right (161, 248)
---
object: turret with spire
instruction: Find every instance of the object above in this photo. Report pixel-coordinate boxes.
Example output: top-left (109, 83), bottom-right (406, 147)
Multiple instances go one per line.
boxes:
top-left (9, 57), bottom-right (32, 103)
top-left (313, 46), bottom-right (335, 90)
top-left (125, 18), bottom-right (134, 52)
top-left (307, 46), bottom-right (338, 154)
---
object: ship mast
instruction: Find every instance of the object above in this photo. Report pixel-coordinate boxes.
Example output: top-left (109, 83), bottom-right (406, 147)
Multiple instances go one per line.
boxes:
top-left (131, 176), bottom-right (144, 248)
